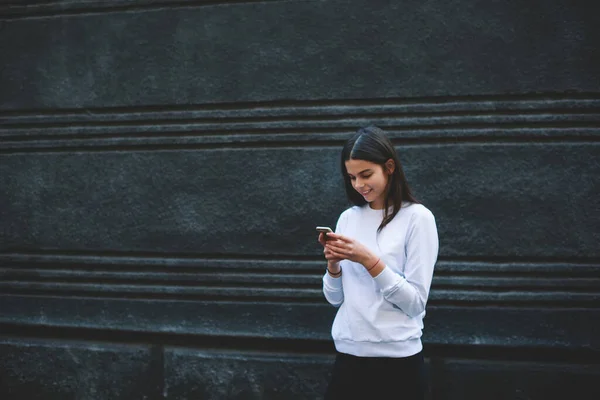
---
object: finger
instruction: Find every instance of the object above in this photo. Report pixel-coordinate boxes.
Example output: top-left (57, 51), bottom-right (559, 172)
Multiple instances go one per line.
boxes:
top-left (318, 233), bottom-right (326, 246)
top-left (326, 243), bottom-right (348, 255)
top-left (324, 248), bottom-right (337, 258)
top-left (324, 249), bottom-right (339, 260)
top-left (329, 253), bottom-right (345, 261)
top-left (325, 239), bottom-right (345, 247)
top-left (325, 233), bottom-right (351, 243)
top-left (326, 247), bottom-right (346, 260)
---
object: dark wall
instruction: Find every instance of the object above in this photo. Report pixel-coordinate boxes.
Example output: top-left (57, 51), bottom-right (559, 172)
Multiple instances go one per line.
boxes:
top-left (1, 1), bottom-right (599, 399)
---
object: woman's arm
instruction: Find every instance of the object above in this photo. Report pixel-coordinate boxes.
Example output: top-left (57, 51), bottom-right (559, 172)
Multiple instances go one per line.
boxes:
top-left (321, 213), bottom-right (348, 307)
top-left (372, 209), bottom-right (439, 317)
top-left (322, 266), bottom-right (344, 307)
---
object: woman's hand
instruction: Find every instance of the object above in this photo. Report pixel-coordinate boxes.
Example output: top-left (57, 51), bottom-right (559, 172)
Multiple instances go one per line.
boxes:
top-left (324, 233), bottom-right (378, 269)
top-left (318, 233), bottom-right (342, 270)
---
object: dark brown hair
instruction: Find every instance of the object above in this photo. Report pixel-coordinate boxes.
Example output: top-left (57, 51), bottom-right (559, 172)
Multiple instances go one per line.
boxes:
top-left (341, 126), bottom-right (418, 232)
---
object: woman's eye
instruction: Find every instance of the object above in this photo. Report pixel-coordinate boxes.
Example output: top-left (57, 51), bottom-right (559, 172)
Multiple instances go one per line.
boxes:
top-left (350, 177), bottom-right (356, 181)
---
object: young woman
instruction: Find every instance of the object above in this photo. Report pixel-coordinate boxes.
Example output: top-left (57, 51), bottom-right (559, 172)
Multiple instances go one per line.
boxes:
top-left (319, 126), bottom-right (439, 400)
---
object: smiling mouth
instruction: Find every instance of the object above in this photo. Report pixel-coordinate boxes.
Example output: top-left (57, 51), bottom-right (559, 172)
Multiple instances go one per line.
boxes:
top-left (360, 189), bottom-right (372, 196)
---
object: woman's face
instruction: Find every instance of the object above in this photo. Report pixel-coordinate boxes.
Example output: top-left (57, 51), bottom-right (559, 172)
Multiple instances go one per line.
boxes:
top-left (345, 158), bottom-right (391, 210)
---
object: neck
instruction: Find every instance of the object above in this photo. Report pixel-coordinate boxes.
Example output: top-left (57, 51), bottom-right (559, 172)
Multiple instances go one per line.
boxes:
top-left (369, 200), bottom-right (385, 210)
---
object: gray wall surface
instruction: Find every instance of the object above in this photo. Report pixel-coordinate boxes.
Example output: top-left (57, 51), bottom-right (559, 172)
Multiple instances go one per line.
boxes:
top-left (1, 0), bottom-right (599, 399)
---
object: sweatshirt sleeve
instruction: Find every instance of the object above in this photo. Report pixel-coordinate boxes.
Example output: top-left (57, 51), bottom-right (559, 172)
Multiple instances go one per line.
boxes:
top-left (322, 210), bottom-right (348, 307)
top-left (373, 207), bottom-right (439, 317)
top-left (322, 273), bottom-right (343, 307)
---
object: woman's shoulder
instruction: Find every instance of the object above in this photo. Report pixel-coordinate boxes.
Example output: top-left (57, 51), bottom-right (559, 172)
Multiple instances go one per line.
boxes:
top-left (339, 205), bottom-right (363, 219)
top-left (401, 202), bottom-right (436, 221)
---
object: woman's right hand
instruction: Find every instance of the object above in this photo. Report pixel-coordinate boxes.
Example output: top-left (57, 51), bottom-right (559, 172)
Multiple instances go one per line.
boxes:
top-left (318, 233), bottom-right (342, 270)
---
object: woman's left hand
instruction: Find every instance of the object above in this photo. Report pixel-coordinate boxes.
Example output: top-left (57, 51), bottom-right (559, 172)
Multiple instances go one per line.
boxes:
top-left (324, 233), bottom-right (377, 267)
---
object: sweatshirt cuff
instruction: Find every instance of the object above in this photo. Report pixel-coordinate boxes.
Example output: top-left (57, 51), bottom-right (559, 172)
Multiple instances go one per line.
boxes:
top-left (373, 266), bottom-right (404, 292)
top-left (323, 271), bottom-right (343, 291)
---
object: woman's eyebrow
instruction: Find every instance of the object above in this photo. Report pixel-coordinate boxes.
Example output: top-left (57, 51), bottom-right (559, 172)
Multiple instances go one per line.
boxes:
top-left (348, 169), bottom-right (372, 176)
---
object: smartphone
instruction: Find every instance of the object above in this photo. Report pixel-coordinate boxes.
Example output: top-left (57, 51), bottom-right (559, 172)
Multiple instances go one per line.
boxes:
top-left (316, 226), bottom-right (333, 235)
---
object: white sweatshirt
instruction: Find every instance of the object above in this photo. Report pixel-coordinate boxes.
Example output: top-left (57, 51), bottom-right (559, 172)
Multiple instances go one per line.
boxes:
top-left (322, 202), bottom-right (439, 357)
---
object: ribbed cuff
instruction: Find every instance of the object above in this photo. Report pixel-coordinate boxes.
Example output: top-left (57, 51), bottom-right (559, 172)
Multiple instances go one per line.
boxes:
top-left (323, 271), bottom-right (343, 290)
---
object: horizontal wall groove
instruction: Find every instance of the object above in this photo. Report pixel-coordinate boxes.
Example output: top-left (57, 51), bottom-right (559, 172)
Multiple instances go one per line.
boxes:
top-left (1, 270), bottom-right (598, 305)
top-left (2, 251), bottom-right (599, 268)
top-left (0, 289), bottom-right (327, 304)
top-left (1, 284), bottom-right (598, 305)
top-left (0, 270), bottom-right (323, 288)
top-left (0, 321), bottom-right (337, 355)
top-left (1, 322), bottom-right (597, 362)
top-left (2, 270), bottom-right (598, 290)
top-left (2, 136), bottom-right (599, 154)
top-left (2, 93), bottom-right (600, 117)
top-left (0, 251), bottom-right (324, 263)
top-left (2, 250), bottom-right (598, 305)
top-left (2, 108), bottom-right (599, 131)
top-left (2, 94), bottom-right (599, 151)
top-left (0, 282), bottom-right (323, 297)
top-left (0, 288), bottom-right (597, 308)
top-left (2, 98), bottom-right (599, 139)
top-left (0, 0), bottom-right (285, 20)
top-left (3, 268), bottom-right (599, 281)
top-left (0, 265), bottom-right (321, 276)
top-left (2, 122), bottom-right (599, 143)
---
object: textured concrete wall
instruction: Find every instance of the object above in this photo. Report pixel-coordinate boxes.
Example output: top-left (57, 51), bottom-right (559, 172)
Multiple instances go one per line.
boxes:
top-left (1, 0), bottom-right (599, 399)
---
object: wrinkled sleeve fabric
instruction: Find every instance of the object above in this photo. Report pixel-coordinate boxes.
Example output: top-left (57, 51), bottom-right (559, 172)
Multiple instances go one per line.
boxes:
top-left (322, 211), bottom-right (349, 307)
top-left (373, 208), bottom-right (439, 317)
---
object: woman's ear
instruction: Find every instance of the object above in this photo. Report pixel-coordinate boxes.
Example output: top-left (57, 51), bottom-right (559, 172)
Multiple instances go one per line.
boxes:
top-left (385, 159), bottom-right (395, 175)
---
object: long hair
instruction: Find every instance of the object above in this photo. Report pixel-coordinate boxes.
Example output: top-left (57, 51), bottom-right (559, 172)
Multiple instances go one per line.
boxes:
top-left (341, 126), bottom-right (418, 232)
